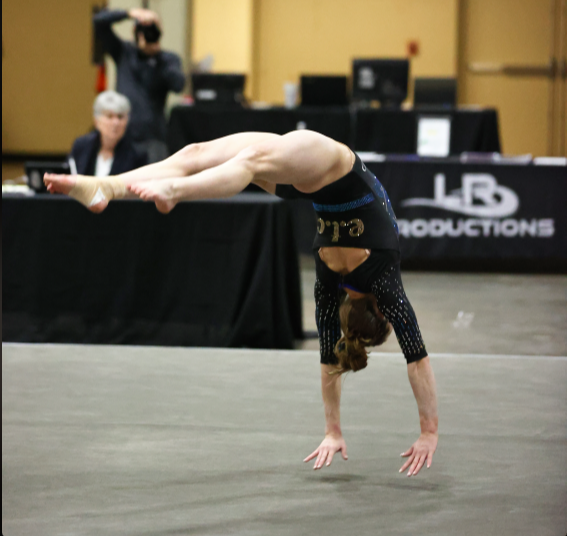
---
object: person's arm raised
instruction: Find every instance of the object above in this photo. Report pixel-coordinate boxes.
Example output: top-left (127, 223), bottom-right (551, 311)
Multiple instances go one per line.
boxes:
top-left (304, 364), bottom-right (348, 470)
top-left (156, 52), bottom-right (186, 93)
top-left (128, 8), bottom-right (160, 26)
top-left (400, 356), bottom-right (438, 476)
top-left (93, 8), bottom-right (129, 62)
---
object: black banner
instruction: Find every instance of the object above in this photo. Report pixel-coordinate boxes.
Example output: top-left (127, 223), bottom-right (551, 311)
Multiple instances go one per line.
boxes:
top-left (2, 194), bottom-right (303, 347)
top-left (167, 107), bottom-right (500, 155)
top-left (367, 161), bottom-right (566, 269)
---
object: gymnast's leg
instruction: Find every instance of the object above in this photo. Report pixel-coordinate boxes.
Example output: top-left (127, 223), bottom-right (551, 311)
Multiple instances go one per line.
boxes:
top-left (129, 130), bottom-right (352, 213)
top-left (43, 132), bottom-right (281, 213)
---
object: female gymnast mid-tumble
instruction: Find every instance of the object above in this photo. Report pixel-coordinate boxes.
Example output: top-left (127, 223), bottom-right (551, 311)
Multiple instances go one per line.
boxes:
top-left (44, 130), bottom-right (438, 477)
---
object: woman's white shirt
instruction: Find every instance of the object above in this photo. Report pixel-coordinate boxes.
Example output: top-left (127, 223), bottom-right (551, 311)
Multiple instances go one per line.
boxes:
top-left (95, 153), bottom-right (114, 177)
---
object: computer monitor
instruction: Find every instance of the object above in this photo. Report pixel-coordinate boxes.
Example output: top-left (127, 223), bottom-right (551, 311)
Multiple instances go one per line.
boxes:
top-left (414, 77), bottom-right (457, 109)
top-left (25, 161), bottom-right (70, 193)
top-left (191, 73), bottom-right (246, 106)
top-left (351, 59), bottom-right (409, 108)
top-left (300, 75), bottom-right (348, 106)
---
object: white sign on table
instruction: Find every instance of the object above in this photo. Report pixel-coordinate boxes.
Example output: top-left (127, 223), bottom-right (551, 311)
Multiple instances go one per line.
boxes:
top-left (417, 117), bottom-right (452, 157)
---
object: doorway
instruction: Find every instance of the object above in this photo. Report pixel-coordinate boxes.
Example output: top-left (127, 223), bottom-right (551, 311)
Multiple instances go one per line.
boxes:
top-left (458, 0), bottom-right (566, 156)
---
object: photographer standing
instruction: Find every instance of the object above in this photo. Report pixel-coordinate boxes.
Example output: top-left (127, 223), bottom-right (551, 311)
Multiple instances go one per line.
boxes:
top-left (94, 7), bottom-right (186, 162)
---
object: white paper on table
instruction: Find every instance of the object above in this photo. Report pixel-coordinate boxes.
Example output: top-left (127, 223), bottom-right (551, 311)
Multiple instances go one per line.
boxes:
top-left (417, 117), bottom-right (451, 157)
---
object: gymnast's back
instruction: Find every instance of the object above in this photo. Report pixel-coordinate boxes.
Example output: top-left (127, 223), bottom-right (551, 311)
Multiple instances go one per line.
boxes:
top-left (275, 153), bottom-right (400, 251)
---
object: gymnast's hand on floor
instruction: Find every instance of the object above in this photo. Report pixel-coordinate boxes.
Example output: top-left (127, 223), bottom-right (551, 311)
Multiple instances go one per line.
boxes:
top-left (304, 434), bottom-right (348, 470)
top-left (399, 431), bottom-right (438, 477)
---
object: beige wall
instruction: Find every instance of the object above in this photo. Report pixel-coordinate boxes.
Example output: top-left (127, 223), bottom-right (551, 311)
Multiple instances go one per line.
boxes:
top-left (2, 0), bottom-right (99, 154)
top-left (190, 0), bottom-right (458, 103)
top-left (2, 0), bottom-right (190, 155)
top-left (4, 0), bottom-right (558, 155)
top-left (254, 0), bottom-right (458, 103)
top-left (458, 0), bottom-right (555, 155)
top-left (192, 0), bottom-right (254, 73)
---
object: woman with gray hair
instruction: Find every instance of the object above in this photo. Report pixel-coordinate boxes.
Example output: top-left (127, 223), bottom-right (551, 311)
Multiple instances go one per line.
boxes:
top-left (70, 90), bottom-right (148, 177)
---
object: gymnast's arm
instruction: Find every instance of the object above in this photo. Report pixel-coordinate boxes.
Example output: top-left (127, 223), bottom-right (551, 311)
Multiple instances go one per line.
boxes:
top-left (402, 356), bottom-right (438, 476)
top-left (369, 265), bottom-right (437, 476)
top-left (303, 278), bottom-right (348, 469)
top-left (303, 364), bottom-right (348, 470)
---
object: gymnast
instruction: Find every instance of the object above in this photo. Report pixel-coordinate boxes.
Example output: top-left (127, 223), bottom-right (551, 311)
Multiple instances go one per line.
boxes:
top-left (44, 130), bottom-right (438, 477)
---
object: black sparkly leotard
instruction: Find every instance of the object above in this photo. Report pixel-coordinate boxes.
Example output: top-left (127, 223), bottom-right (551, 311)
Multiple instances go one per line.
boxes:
top-left (276, 153), bottom-right (427, 364)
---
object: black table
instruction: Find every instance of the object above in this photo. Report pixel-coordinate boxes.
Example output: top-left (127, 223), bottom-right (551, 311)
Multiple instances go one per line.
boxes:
top-left (2, 194), bottom-right (303, 348)
top-left (167, 106), bottom-right (351, 153)
top-left (167, 106), bottom-right (500, 155)
top-left (283, 158), bottom-right (567, 272)
top-left (353, 108), bottom-right (500, 153)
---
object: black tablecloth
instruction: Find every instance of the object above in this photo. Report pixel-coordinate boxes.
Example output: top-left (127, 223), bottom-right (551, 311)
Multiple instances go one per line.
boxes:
top-left (167, 106), bottom-right (351, 153)
top-left (369, 160), bottom-right (566, 271)
top-left (167, 106), bottom-right (500, 155)
top-left (2, 194), bottom-right (303, 347)
top-left (282, 159), bottom-right (566, 272)
top-left (353, 109), bottom-right (501, 153)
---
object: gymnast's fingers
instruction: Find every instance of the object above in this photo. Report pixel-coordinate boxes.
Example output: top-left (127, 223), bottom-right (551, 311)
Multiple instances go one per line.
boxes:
top-left (303, 448), bottom-right (319, 463)
top-left (410, 454), bottom-right (427, 476)
top-left (406, 454), bottom-right (421, 476)
top-left (318, 448), bottom-right (335, 469)
top-left (317, 448), bottom-right (333, 469)
top-left (43, 173), bottom-right (69, 181)
top-left (399, 453), bottom-right (414, 473)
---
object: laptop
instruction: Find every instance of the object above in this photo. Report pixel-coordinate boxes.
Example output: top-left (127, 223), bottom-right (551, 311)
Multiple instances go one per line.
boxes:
top-left (414, 78), bottom-right (457, 109)
top-left (191, 73), bottom-right (246, 107)
top-left (25, 161), bottom-right (70, 193)
top-left (300, 75), bottom-right (348, 106)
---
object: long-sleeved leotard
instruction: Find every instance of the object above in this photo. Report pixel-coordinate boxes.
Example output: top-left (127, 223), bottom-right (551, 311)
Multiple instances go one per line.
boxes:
top-left (314, 251), bottom-right (427, 365)
top-left (276, 152), bottom-right (427, 364)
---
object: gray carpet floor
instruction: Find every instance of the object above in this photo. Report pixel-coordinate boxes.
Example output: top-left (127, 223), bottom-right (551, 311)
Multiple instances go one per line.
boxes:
top-left (3, 269), bottom-right (567, 535)
top-left (3, 344), bottom-right (566, 536)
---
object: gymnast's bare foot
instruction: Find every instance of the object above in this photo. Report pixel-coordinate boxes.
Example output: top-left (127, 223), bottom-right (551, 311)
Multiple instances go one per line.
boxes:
top-left (128, 181), bottom-right (178, 214)
top-left (43, 173), bottom-right (110, 213)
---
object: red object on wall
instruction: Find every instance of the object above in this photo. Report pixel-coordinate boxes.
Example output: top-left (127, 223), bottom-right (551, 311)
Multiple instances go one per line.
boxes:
top-left (407, 40), bottom-right (420, 57)
top-left (95, 63), bottom-right (107, 93)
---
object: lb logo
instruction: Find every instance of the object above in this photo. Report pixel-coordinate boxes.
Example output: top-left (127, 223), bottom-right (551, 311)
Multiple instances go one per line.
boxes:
top-left (317, 218), bottom-right (365, 242)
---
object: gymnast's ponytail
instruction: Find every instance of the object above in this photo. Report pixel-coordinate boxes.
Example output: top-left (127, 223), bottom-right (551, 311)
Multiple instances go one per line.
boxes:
top-left (331, 294), bottom-right (392, 375)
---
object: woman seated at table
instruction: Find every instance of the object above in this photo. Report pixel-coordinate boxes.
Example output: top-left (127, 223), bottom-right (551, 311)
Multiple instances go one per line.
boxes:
top-left (70, 91), bottom-right (148, 177)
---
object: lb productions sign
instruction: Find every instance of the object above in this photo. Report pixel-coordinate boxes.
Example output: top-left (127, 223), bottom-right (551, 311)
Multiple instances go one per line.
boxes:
top-left (368, 161), bottom-right (567, 261)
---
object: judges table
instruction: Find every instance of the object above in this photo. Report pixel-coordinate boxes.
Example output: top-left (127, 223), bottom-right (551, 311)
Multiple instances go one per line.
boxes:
top-left (3, 194), bottom-right (303, 348)
top-left (167, 105), bottom-right (500, 155)
top-left (284, 158), bottom-right (567, 272)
